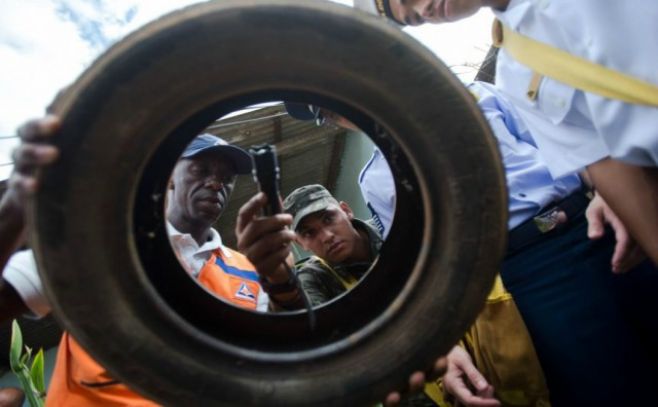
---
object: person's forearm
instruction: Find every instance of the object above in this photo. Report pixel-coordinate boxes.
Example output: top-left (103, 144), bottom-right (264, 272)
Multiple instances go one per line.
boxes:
top-left (0, 195), bottom-right (26, 270)
top-left (579, 170), bottom-right (594, 189)
top-left (0, 279), bottom-right (29, 322)
top-left (266, 267), bottom-right (330, 311)
top-left (262, 263), bottom-right (306, 311)
top-left (267, 290), bottom-right (304, 312)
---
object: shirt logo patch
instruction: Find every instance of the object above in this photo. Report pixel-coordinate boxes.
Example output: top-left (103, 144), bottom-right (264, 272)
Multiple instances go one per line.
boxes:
top-left (235, 282), bottom-right (256, 303)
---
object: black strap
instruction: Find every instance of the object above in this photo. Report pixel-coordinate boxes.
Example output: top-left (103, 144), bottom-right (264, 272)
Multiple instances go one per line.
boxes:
top-left (259, 273), bottom-right (298, 295)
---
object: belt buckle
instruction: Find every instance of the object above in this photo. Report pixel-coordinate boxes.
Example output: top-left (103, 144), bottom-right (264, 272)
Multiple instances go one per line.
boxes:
top-left (533, 207), bottom-right (562, 233)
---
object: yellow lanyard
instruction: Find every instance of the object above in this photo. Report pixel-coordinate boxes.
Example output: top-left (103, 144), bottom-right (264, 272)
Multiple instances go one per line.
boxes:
top-left (492, 19), bottom-right (658, 106)
top-left (312, 256), bottom-right (358, 290)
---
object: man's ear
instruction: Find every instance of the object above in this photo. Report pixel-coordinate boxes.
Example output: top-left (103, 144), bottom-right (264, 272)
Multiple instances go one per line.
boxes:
top-left (339, 201), bottom-right (354, 219)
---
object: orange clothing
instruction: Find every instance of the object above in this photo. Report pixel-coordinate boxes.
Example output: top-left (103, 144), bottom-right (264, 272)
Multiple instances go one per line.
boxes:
top-left (197, 249), bottom-right (262, 310)
top-left (46, 247), bottom-right (262, 406)
top-left (45, 334), bottom-right (160, 407)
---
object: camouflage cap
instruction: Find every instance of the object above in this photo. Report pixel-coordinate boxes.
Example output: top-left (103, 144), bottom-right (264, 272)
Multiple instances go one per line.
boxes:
top-left (283, 184), bottom-right (339, 231)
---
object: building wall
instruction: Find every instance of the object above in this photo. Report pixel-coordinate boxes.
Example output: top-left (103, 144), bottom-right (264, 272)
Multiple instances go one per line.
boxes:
top-left (331, 130), bottom-right (374, 220)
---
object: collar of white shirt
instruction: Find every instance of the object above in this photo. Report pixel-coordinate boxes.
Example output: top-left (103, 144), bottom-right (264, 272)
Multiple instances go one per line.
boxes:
top-left (166, 222), bottom-right (231, 277)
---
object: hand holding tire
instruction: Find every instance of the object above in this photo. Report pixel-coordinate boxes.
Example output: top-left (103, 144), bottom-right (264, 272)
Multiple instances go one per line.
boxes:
top-left (384, 356), bottom-right (448, 406)
top-left (33, 1), bottom-right (506, 405)
top-left (443, 346), bottom-right (501, 407)
top-left (0, 116), bottom-right (60, 263)
top-left (7, 116), bottom-right (60, 210)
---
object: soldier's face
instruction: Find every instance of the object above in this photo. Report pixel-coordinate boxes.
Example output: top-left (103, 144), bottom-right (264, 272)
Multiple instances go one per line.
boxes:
top-left (295, 203), bottom-right (361, 264)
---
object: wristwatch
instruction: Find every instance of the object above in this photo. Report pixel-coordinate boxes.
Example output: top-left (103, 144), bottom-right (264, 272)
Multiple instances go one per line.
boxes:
top-left (258, 273), bottom-right (299, 295)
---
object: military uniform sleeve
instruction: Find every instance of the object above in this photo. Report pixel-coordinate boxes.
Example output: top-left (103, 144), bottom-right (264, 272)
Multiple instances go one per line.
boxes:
top-left (297, 265), bottom-right (333, 307)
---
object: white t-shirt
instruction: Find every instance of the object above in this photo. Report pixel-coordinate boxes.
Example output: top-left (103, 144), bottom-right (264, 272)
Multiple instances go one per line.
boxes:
top-left (3, 250), bottom-right (50, 317)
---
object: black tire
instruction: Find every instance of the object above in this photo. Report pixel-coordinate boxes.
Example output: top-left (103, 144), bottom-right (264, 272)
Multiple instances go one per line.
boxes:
top-left (33, 1), bottom-right (507, 405)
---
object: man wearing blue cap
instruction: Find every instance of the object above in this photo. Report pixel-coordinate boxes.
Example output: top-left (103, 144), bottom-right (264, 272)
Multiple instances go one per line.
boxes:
top-left (165, 133), bottom-right (269, 311)
top-left (0, 121), bottom-right (267, 405)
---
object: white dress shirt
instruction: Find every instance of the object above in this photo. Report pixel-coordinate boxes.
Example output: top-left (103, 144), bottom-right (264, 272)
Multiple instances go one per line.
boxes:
top-left (358, 148), bottom-right (395, 238)
top-left (166, 222), bottom-right (227, 278)
top-left (495, 0), bottom-right (658, 178)
top-left (357, 82), bottom-right (582, 233)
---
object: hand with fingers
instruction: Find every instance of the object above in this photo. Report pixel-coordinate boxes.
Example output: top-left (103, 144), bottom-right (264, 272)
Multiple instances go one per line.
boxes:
top-left (237, 193), bottom-right (448, 402)
top-left (383, 356), bottom-right (448, 407)
top-left (442, 346), bottom-right (501, 407)
top-left (235, 192), bottom-right (300, 306)
top-left (0, 115), bottom-right (60, 268)
top-left (586, 191), bottom-right (646, 273)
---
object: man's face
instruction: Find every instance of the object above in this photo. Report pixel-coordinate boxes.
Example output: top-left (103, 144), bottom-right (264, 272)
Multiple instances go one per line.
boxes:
top-left (389, 0), bottom-right (484, 26)
top-left (296, 202), bottom-right (361, 264)
top-left (169, 151), bottom-right (237, 229)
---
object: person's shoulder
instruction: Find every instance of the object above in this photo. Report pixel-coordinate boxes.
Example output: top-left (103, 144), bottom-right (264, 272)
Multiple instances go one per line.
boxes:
top-left (3, 249), bottom-right (50, 318)
top-left (6, 249), bottom-right (36, 271)
top-left (295, 255), bottom-right (321, 268)
top-left (352, 218), bottom-right (383, 240)
top-left (295, 256), bottom-right (331, 274)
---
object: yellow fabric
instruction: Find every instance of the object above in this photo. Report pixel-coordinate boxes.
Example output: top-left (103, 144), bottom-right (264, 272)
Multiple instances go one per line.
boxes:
top-left (487, 273), bottom-right (514, 303)
top-left (424, 381), bottom-right (451, 407)
top-left (492, 19), bottom-right (658, 106)
top-left (424, 380), bottom-right (452, 407)
top-left (311, 255), bottom-right (358, 289)
top-left (425, 275), bottom-right (551, 407)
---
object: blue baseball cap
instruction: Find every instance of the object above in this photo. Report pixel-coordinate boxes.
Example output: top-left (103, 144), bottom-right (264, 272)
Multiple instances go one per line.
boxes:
top-left (181, 133), bottom-right (253, 175)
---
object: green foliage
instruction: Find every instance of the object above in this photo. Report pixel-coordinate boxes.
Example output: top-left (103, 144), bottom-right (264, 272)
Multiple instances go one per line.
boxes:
top-left (30, 349), bottom-right (46, 395)
top-left (9, 320), bottom-right (45, 407)
top-left (9, 320), bottom-right (22, 369)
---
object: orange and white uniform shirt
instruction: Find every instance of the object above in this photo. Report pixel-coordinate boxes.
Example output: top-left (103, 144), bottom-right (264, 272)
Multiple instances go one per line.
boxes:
top-left (167, 223), bottom-right (269, 311)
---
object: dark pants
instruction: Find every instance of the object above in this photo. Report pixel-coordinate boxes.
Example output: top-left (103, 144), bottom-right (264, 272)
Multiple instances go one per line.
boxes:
top-left (502, 212), bottom-right (658, 406)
